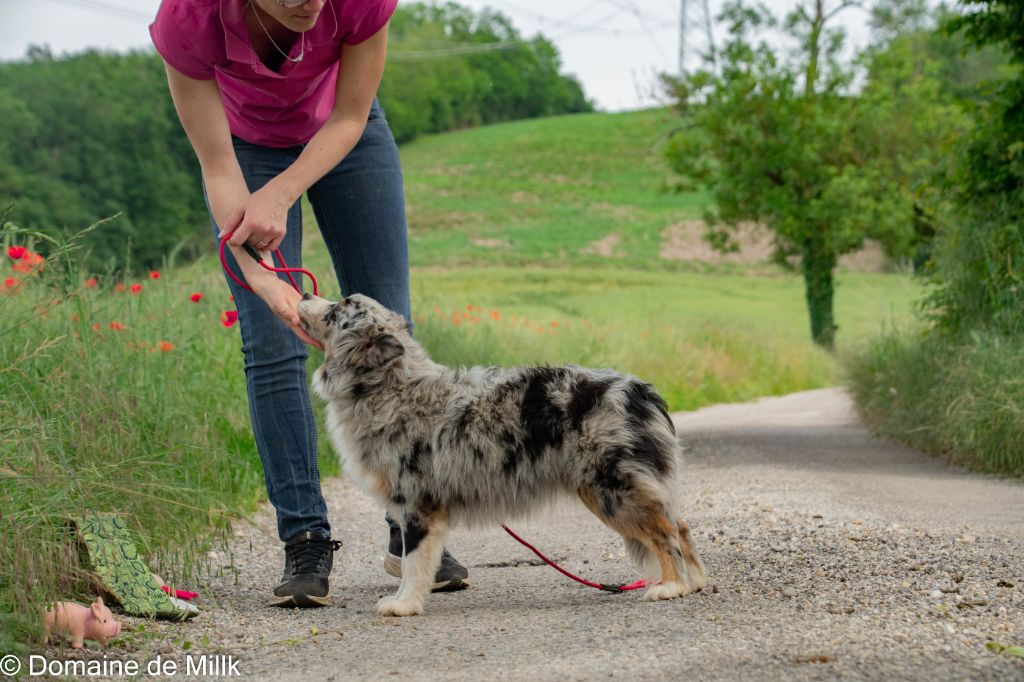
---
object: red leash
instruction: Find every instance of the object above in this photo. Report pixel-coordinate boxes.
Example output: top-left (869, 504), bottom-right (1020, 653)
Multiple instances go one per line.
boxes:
top-left (219, 233), bottom-right (319, 296)
top-left (501, 525), bottom-right (650, 593)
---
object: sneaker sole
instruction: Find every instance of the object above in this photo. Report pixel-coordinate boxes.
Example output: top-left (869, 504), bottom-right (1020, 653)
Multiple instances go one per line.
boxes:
top-left (384, 554), bottom-right (469, 593)
top-left (269, 586), bottom-right (336, 608)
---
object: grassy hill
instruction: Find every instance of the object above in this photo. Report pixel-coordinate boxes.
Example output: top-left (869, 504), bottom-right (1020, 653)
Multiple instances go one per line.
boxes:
top-left (399, 108), bottom-right (705, 269)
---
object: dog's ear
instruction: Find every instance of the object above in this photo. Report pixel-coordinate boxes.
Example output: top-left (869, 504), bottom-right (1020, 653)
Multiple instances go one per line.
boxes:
top-left (356, 332), bottom-right (405, 369)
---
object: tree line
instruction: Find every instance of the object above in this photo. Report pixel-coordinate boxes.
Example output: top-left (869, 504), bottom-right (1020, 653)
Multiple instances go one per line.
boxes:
top-left (0, 2), bottom-right (591, 272)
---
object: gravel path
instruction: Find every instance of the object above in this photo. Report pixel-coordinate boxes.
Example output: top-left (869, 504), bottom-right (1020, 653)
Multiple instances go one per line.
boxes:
top-left (87, 389), bottom-right (1024, 680)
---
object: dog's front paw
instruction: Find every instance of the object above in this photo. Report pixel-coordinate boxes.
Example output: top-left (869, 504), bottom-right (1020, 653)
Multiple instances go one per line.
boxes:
top-left (643, 581), bottom-right (690, 601)
top-left (377, 596), bottom-right (424, 617)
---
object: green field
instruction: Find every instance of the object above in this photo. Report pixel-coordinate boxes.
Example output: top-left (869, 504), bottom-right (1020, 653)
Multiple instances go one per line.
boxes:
top-left (376, 108), bottom-right (705, 269)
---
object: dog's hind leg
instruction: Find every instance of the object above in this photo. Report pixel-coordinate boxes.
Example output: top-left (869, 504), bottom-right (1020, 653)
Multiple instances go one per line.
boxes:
top-left (677, 517), bottom-right (707, 593)
top-left (580, 487), bottom-right (695, 601)
top-left (631, 513), bottom-right (694, 601)
top-left (377, 507), bottom-right (449, 617)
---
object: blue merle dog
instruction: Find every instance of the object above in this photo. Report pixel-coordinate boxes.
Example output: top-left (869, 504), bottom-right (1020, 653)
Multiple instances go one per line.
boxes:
top-left (297, 293), bottom-right (706, 616)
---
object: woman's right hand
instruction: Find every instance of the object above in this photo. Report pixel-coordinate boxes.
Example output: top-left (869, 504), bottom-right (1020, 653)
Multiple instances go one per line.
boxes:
top-left (248, 274), bottom-right (325, 351)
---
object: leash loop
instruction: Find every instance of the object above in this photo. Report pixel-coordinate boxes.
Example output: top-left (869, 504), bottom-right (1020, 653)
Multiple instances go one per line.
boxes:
top-left (219, 233), bottom-right (318, 296)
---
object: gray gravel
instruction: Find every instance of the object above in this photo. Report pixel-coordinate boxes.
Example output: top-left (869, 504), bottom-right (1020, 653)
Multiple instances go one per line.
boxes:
top-left (64, 388), bottom-right (1024, 680)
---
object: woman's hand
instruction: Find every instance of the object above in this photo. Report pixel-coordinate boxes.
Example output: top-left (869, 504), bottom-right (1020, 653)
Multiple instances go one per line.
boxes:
top-left (249, 274), bottom-right (325, 351)
top-left (219, 181), bottom-right (294, 252)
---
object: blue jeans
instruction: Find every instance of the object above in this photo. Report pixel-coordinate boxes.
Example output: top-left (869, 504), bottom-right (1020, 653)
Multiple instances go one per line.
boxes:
top-left (207, 100), bottom-right (410, 542)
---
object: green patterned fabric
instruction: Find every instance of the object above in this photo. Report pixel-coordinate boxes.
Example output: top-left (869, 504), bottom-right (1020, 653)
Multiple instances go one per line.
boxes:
top-left (71, 513), bottom-right (198, 621)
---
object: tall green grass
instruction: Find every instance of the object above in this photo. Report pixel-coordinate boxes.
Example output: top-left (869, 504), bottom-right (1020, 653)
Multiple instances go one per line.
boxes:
top-left (0, 220), bottom-right (339, 652)
top-left (408, 267), bottom-right (919, 410)
top-left (847, 328), bottom-right (1024, 476)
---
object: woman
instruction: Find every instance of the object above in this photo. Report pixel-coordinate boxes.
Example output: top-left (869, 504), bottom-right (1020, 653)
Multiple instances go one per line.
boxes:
top-left (150, 0), bottom-right (467, 607)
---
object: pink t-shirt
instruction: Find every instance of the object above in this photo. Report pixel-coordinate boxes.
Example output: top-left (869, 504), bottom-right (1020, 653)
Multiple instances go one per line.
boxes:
top-left (150, 0), bottom-right (396, 147)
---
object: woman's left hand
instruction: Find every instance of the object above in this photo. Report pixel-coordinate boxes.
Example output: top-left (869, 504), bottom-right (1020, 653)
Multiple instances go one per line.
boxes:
top-left (220, 181), bottom-right (293, 252)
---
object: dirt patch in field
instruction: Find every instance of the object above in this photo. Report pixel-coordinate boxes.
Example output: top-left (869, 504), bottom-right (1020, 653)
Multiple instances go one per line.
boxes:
top-left (660, 220), bottom-right (892, 272)
top-left (837, 242), bottom-right (889, 272)
top-left (471, 237), bottom-right (512, 249)
top-left (660, 220), bottom-right (774, 265)
top-left (579, 233), bottom-right (622, 258)
top-left (531, 173), bottom-right (595, 188)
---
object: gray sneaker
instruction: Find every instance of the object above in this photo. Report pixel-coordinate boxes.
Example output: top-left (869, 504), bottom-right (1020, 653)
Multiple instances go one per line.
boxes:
top-left (385, 524), bottom-right (469, 592)
top-left (270, 531), bottom-right (343, 607)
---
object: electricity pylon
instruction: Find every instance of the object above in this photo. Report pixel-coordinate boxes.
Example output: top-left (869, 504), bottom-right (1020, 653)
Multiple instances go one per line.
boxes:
top-left (679, 0), bottom-right (716, 73)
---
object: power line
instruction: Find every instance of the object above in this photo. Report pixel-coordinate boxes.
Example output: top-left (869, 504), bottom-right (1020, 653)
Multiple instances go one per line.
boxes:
top-left (389, 40), bottom-right (529, 61)
top-left (40, 0), bottom-right (152, 24)
top-left (484, 0), bottom-right (652, 35)
top-left (600, 0), bottom-right (674, 25)
top-left (606, 0), bottom-right (671, 63)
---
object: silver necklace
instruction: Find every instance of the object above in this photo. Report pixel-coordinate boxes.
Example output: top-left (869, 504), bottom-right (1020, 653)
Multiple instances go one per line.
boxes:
top-left (249, 1), bottom-right (305, 64)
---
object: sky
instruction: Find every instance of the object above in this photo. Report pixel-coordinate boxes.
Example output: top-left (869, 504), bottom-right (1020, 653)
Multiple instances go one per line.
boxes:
top-left (0, 0), bottom-right (873, 111)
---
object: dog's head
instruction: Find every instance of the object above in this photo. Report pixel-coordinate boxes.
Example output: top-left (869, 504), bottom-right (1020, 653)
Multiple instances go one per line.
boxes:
top-left (297, 293), bottom-right (420, 396)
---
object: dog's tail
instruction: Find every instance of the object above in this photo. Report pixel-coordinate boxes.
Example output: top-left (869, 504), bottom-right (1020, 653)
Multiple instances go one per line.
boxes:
top-left (623, 537), bottom-right (659, 580)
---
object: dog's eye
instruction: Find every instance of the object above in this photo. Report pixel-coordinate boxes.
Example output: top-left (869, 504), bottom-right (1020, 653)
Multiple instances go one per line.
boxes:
top-left (324, 304), bottom-right (341, 325)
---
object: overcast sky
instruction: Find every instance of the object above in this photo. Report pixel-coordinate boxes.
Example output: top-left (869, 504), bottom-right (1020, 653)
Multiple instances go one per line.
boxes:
top-left (0, 0), bottom-right (872, 111)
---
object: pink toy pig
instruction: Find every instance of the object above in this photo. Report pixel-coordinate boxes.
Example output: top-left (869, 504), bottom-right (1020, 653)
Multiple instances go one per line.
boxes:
top-left (43, 596), bottom-right (121, 648)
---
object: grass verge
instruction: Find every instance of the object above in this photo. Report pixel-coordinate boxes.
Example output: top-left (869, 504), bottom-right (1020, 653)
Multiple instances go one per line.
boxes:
top-left (0, 221), bottom-right (338, 653)
top-left (846, 328), bottom-right (1024, 476)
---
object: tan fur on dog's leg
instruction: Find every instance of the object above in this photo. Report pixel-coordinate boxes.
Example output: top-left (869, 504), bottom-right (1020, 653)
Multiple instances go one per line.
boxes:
top-left (677, 518), bottom-right (707, 593)
top-left (579, 489), bottom-right (693, 601)
top-left (377, 510), bottom-right (449, 617)
top-left (633, 514), bottom-right (691, 601)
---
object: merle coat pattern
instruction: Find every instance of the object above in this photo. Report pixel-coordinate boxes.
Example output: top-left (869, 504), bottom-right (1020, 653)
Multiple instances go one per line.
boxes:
top-left (297, 293), bottom-right (707, 616)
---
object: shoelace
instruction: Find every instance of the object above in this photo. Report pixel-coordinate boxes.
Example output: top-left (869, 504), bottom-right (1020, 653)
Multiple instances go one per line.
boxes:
top-left (288, 539), bottom-right (342, 574)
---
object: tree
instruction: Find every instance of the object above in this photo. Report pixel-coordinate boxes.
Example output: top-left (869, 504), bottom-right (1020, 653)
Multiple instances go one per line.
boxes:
top-left (924, 1), bottom-right (1024, 337)
top-left (663, 0), bottom-right (927, 349)
top-left (380, 2), bottom-right (591, 144)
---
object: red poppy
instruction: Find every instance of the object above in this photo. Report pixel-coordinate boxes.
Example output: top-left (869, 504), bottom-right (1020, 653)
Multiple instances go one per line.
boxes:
top-left (190, 292), bottom-right (204, 303)
top-left (114, 283), bottom-right (126, 293)
top-left (11, 252), bottom-right (42, 273)
top-left (149, 271), bottom-right (161, 280)
top-left (7, 246), bottom-right (26, 260)
top-left (3, 277), bottom-right (16, 288)
top-left (221, 310), bottom-right (239, 327)
top-left (130, 284), bottom-right (143, 294)
top-left (109, 321), bottom-right (124, 331)
top-left (92, 323), bottom-right (101, 332)
top-left (83, 278), bottom-right (98, 288)
top-left (159, 340), bottom-right (174, 352)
